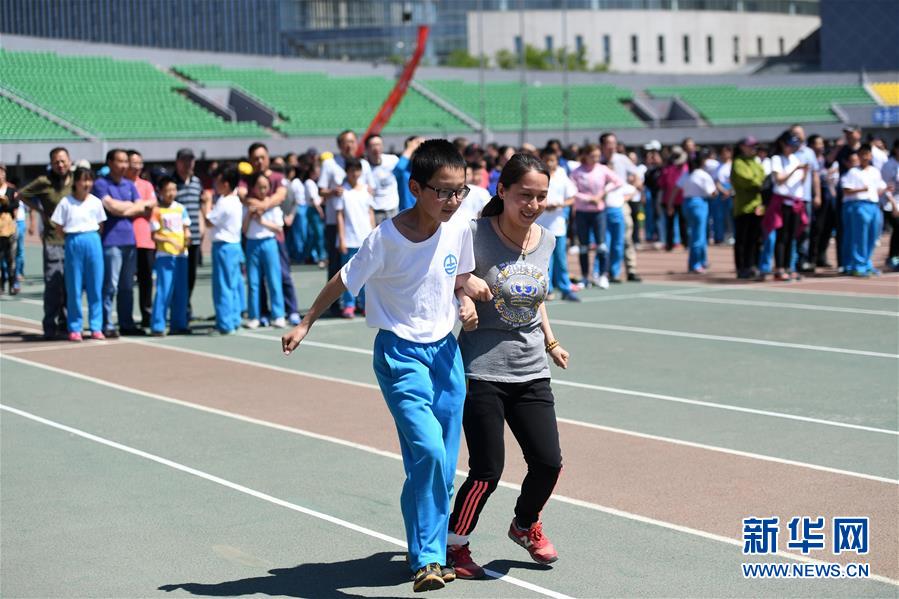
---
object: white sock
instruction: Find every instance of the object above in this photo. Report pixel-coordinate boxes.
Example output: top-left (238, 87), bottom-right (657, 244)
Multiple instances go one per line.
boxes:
top-left (447, 533), bottom-right (469, 547)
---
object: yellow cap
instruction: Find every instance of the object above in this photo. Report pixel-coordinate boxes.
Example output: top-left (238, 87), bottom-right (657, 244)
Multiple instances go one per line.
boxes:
top-left (238, 161), bottom-right (253, 176)
top-left (320, 151), bottom-right (334, 161)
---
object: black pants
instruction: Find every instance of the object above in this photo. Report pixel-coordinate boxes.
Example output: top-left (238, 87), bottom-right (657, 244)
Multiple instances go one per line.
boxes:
top-left (810, 200), bottom-right (838, 266)
top-left (187, 244), bottom-right (201, 315)
top-left (42, 243), bottom-right (66, 337)
top-left (888, 211), bottom-right (899, 263)
top-left (448, 378), bottom-right (562, 537)
top-left (0, 235), bottom-right (16, 290)
top-left (774, 204), bottom-right (798, 270)
top-left (733, 213), bottom-right (762, 274)
top-left (136, 247), bottom-right (155, 327)
top-left (665, 206), bottom-right (688, 251)
top-left (325, 223), bottom-right (341, 313)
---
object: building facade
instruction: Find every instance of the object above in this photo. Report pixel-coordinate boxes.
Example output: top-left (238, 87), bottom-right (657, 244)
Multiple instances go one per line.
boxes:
top-left (467, 8), bottom-right (820, 74)
top-left (1, 0), bottom-right (819, 65)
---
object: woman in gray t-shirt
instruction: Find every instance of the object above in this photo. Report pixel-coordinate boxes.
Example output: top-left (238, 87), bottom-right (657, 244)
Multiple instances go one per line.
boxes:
top-left (447, 153), bottom-right (571, 579)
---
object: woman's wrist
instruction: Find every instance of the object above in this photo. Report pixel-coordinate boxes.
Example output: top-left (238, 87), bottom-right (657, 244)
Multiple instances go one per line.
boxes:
top-left (545, 339), bottom-right (560, 352)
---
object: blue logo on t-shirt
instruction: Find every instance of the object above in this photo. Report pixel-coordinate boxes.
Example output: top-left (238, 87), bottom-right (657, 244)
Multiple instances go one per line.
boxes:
top-left (443, 254), bottom-right (458, 275)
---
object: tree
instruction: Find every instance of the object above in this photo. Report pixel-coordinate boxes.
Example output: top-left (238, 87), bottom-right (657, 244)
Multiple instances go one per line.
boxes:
top-left (495, 48), bottom-right (518, 70)
top-left (446, 49), bottom-right (484, 68)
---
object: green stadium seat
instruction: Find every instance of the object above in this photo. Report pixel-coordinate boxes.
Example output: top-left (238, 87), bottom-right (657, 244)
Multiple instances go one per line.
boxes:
top-left (0, 50), bottom-right (265, 140)
top-left (174, 64), bottom-right (473, 136)
top-left (417, 80), bottom-right (644, 131)
top-left (0, 95), bottom-right (80, 142)
top-left (646, 84), bottom-right (875, 126)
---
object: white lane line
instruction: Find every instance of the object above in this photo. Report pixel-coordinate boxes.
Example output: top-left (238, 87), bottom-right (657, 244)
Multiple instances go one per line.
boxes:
top-left (3, 314), bottom-right (895, 437)
top-left (0, 403), bottom-right (571, 599)
top-left (4, 367), bottom-right (898, 589)
top-left (698, 283), bottom-right (899, 300)
top-left (551, 319), bottom-right (898, 359)
top-left (237, 329), bottom-right (899, 438)
top-left (566, 285), bottom-right (714, 304)
top-left (5, 346), bottom-right (895, 490)
top-left (646, 294), bottom-right (899, 317)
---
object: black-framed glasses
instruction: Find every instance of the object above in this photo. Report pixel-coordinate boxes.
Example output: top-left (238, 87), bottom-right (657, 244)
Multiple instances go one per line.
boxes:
top-left (421, 182), bottom-right (470, 201)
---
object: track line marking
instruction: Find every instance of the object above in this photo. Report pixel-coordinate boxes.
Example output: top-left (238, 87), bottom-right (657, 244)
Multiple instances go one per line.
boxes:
top-left (4, 370), bottom-right (897, 588)
top-left (4, 351), bottom-right (895, 489)
top-left (645, 294), bottom-right (899, 317)
top-left (0, 403), bottom-right (572, 599)
top-left (236, 329), bottom-right (899, 437)
top-left (551, 319), bottom-right (898, 359)
top-left (696, 283), bottom-right (899, 300)
top-left (3, 314), bottom-right (895, 437)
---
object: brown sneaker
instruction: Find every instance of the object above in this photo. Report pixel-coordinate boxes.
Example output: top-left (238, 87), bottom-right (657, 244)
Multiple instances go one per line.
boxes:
top-left (447, 544), bottom-right (485, 579)
top-left (412, 563), bottom-right (445, 593)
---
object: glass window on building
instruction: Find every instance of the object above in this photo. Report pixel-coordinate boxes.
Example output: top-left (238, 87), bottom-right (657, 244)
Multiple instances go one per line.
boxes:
top-left (733, 35), bottom-right (740, 63)
top-left (630, 34), bottom-right (639, 64)
top-left (706, 35), bottom-right (714, 64)
top-left (657, 34), bottom-right (665, 64)
top-left (515, 35), bottom-right (523, 56)
top-left (778, 36), bottom-right (785, 55)
top-left (545, 35), bottom-right (553, 52)
top-left (575, 34), bottom-right (584, 55)
top-left (683, 34), bottom-right (690, 64)
top-left (756, 36), bottom-right (763, 56)
top-left (602, 34), bottom-right (611, 64)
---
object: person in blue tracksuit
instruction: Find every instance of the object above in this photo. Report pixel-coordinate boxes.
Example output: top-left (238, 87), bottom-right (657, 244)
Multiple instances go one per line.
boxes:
top-left (50, 167), bottom-right (106, 341)
top-left (149, 176), bottom-right (191, 336)
top-left (201, 165), bottom-right (245, 335)
top-left (676, 151), bottom-right (718, 273)
top-left (243, 172), bottom-right (286, 329)
top-left (840, 145), bottom-right (892, 276)
top-left (283, 140), bottom-right (491, 593)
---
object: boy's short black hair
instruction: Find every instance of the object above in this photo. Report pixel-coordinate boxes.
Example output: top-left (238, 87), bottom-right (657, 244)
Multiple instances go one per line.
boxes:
top-left (214, 164), bottom-right (240, 191)
top-left (247, 142), bottom-right (268, 157)
top-left (343, 157), bottom-right (363, 172)
top-left (156, 175), bottom-right (177, 190)
top-left (858, 143), bottom-right (873, 154)
top-left (411, 139), bottom-right (466, 184)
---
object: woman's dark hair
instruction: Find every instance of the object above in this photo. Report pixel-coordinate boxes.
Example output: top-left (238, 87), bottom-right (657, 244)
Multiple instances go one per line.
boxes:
top-left (297, 154), bottom-right (319, 182)
top-left (71, 166), bottom-right (94, 184)
top-left (774, 131), bottom-right (793, 155)
top-left (481, 153), bottom-right (551, 217)
top-left (688, 148), bottom-right (710, 172)
top-left (410, 139), bottom-right (466, 185)
top-left (246, 171), bottom-right (270, 194)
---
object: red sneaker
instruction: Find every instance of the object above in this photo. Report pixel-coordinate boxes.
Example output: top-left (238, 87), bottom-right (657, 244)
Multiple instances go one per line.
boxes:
top-left (447, 544), bottom-right (485, 579)
top-left (68, 332), bottom-right (83, 342)
top-left (90, 331), bottom-right (106, 341)
top-left (340, 307), bottom-right (355, 319)
top-left (507, 520), bottom-right (558, 564)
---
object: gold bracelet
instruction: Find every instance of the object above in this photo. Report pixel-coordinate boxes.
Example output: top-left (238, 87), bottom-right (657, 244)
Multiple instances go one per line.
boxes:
top-left (545, 340), bottom-right (559, 352)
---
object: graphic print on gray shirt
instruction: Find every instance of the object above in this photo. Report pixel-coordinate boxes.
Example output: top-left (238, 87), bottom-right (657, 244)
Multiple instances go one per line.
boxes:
top-left (459, 217), bottom-right (555, 383)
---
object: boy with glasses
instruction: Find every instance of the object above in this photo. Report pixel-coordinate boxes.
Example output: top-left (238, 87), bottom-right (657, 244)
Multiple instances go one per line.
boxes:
top-left (282, 140), bottom-right (489, 592)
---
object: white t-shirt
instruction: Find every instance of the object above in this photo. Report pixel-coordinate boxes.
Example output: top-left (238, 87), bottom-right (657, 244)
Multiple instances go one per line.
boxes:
top-left (794, 145), bottom-right (820, 202)
top-left (676, 169), bottom-right (717, 199)
top-left (207, 194), bottom-right (243, 244)
top-left (872, 145), bottom-right (888, 171)
top-left (536, 169), bottom-right (577, 237)
top-left (703, 158), bottom-right (721, 179)
top-left (605, 182), bottom-right (638, 209)
top-left (340, 218), bottom-right (475, 343)
top-left (318, 155), bottom-right (374, 225)
top-left (453, 185), bottom-right (491, 225)
top-left (369, 154), bottom-right (400, 212)
top-left (50, 194), bottom-right (106, 233)
top-left (333, 185), bottom-right (373, 248)
top-left (882, 158), bottom-right (899, 193)
top-left (245, 205), bottom-right (284, 240)
top-left (716, 161), bottom-right (732, 188)
top-left (841, 166), bottom-right (886, 203)
top-left (287, 178), bottom-right (308, 208)
top-left (771, 154), bottom-right (805, 200)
